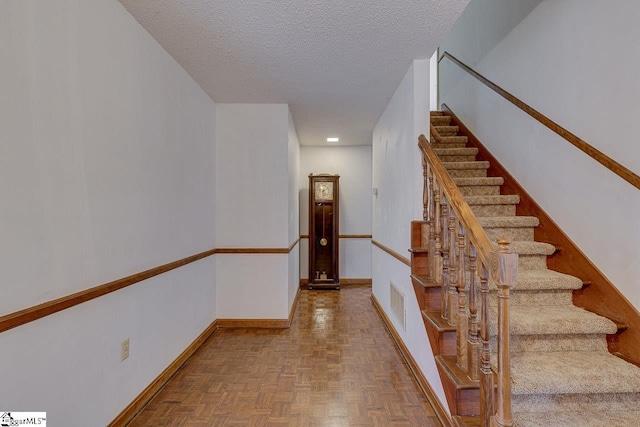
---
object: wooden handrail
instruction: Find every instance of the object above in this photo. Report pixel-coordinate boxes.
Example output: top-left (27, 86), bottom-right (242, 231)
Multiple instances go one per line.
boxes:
top-left (438, 51), bottom-right (640, 191)
top-left (419, 134), bottom-right (493, 268)
top-left (430, 122), bottom-right (443, 144)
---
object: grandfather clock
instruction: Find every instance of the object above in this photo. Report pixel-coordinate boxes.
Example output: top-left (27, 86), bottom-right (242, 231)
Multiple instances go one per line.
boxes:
top-left (308, 174), bottom-right (340, 289)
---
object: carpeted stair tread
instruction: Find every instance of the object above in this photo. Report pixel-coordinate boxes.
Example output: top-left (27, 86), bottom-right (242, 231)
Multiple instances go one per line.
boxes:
top-left (477, 216), bottom-right (539, 228)
top-left (453, 177), bottom-right (504, 186)
top-left (433, 147), bottom-right (479, 156)
top-left (426, 110), bottom-right (640, 426)
top-left (430, 116), bottom-right (452, 126)
top-left (435, 125), bottom-right (459, 134)
top-left (439, 136), bottom-right (468, 144)
top-left (511, 269), bottom-right (584, 291)
top-left (510, 351), bottom-right (640, 395)
top-left (514, 410), bottom-right (640, 427)
top-left (466, 195), bottom-right (520, 205)
top-left (430, 111), bottom-right (445, 116)
top-left (443, 161), bottom-right (490, 170)
top-left (503, 305), bottom-right (617, 336)
top-left (490, 240), bottom-right (555, 256)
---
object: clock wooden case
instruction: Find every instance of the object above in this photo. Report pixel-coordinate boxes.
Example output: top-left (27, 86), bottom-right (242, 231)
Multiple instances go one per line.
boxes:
top-left (308, 174), bottom-right (340, 289)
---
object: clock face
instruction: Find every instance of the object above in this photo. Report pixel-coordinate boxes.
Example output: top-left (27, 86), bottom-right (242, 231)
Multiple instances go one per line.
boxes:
top-left (314, 181), bottom-right (334, 201)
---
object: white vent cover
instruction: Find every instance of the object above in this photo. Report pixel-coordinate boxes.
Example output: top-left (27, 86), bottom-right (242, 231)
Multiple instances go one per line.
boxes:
top-left (390, 282), bottom-right (406, 331)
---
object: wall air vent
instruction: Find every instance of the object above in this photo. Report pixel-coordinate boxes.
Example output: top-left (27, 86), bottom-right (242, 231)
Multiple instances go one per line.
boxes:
top-left (390, 282), bottom-right (406, 331)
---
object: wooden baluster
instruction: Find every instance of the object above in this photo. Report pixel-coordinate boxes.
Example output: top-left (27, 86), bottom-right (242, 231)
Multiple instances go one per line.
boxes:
top-left (456, 222), bottom-right (468, 371)
top-left (427, 167), bottom-right (436, 280)
top-left (440, 197), bottom-right (450, 322)
top-left (467, 243), bottom-right (480, 381)
top-left (428, 169), bottom-right (436, 280)
top-left (490, 238), bottom-right (518, 427)
top-left (422, 156), bottom-right (428, 223)
top-left (433, 184), bottom-right (442, 289)
top-left (447, 211), bottom-right (458, 326)
top-left (479, 263), bottom-right (493, 427)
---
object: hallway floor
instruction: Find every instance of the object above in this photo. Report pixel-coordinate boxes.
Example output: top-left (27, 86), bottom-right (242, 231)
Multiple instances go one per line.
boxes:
top-left (128, 285), bottom-right (440, 426)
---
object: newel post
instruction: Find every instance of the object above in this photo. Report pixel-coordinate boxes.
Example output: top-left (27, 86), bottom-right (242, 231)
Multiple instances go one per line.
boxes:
top-left (490, 238), bottom-right (518, 427)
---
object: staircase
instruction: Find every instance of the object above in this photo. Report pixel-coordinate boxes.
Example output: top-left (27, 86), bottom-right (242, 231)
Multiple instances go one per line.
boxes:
top-left (412, 111), bottom-right (640, 426)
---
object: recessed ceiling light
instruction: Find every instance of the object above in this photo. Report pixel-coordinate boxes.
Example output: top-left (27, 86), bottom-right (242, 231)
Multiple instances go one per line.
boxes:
top-left (327, 137), bottom-right (339, 142)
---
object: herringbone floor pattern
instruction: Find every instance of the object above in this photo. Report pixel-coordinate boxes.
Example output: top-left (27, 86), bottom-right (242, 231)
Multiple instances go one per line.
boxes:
top-left (129, 285), bottom-right (440, 426)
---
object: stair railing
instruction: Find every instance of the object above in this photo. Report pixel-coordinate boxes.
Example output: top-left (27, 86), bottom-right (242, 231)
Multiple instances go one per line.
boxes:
top-left (419, 132), bottom-right (518, 427)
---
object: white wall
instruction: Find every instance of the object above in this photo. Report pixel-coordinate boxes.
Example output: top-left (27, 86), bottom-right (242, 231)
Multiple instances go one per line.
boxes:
top-left (0, 1), bottom-right (216, 425)
top-left (215, 104), bottom-right (290, 247)
top-left (372, 60), bottom-right (448, 408)
top-left (299, 145), bottom-right (373, 280)
top-left (215, 103), bottom-right (299, 319)
top-left (440, 0), bottom-right (640, 309)
top-left (288, 111), bottom-right (301, 307)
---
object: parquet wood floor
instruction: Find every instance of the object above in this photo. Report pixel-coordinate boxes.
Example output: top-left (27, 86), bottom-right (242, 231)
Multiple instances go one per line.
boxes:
top-left (128, 285), bottom-right (441, 426)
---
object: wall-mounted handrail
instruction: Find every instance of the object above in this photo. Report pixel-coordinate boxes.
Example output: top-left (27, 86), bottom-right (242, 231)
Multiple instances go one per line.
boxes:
top-left (438, 51), bottom-right (640, 191)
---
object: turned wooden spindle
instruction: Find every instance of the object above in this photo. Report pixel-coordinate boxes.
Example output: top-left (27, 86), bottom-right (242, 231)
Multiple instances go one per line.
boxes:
top-left (479, 264), bottom-right (493, 427)
top-left (467, 243), bottom-right (480, 381)
top-left (422, 156), bottom-right (428, 223)
top-left (427, 167), bottom-right (436, 281)
top-left (447, 211), bottom-right (458, 326)
top-left (456, 223), bottom-right (468, 371)
top-left (433, 185), bottom-right (443, 286)
top-left (490, 238), bottom-right (518, 427)
top-left (440, 198), bottom-right (450, 321)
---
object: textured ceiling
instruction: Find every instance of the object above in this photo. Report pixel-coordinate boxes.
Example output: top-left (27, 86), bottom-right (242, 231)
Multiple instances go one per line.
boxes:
top-left (118, 0), bottom-right (470, 146)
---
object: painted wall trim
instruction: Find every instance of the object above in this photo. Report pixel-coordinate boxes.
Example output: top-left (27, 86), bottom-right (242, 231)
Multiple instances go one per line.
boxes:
top-left (1, 239), bottom-right (302, 334)
top-left (439, 51), bottom-right (640, 191)
top-left (0, 248), bottom-right (217, 334)
top-left (217, 248), bottom-right (288, 254)
top-left (217, 287), bottom-right (300, 329)
top-left (217, 238), bottom-right (301, 254)
top-left (300, 234), bottom-right (372, 239)
top-left (300, 278), bottom-right (372, 287)
top-left (371, 293), bottom-right (453, 427)
top-left (371, 240), bottom-right (411, 266)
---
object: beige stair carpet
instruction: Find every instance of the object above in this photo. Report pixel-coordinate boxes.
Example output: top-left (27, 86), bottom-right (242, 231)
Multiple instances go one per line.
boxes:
top-left (430, 111), bottom-right (640, 427)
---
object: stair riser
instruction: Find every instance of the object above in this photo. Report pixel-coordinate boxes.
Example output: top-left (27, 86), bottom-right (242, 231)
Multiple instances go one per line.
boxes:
top-left (437, 155), bottom-right (478, 162)
top-left (459, 185), bottom-right (501, 196)
top-left (437, 131), bottom-right (459, 137)
top-left (435, 127), bottom-right (459, 137)
top-left (424, 287), bottom-right (443, 313)
top-left (491, 334), bottom-right (608, 355)
top-left (438, 331), bottom-right (457, 357)
top-left (484, 227), bottom-right (534, 241)
top-left (438, 136), bottom-right (468, 144)
top-left (491, 290), bottom-right (574, 306)
top-left (513, 392), bottom-right (640, 413)
top-left (421, 223), bottom-right (429, 247)
top-left (470, 204), bottom-right (516, 217)
top-left (446, 169), bottom-right (488, 178)
top-left (431, 142), bottom-right (468, 149)
top-left (430, 116), bottom-right (452, 126)
top-left (518, 254), bottom-right (549, 270)
top-left (462, 276), bottom-right (576, 304)
top-left (430, 111), bottom-right (445, 117)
